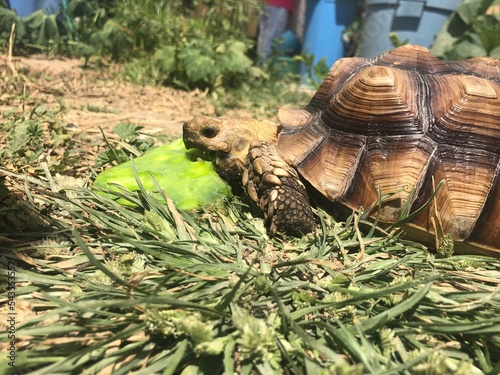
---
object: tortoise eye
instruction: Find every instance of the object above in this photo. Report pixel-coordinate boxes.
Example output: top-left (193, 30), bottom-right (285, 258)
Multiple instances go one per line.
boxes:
top-left (201, 126), bottom-right (218, 138)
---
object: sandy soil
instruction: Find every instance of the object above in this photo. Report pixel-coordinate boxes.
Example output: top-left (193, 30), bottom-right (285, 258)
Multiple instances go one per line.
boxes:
top-left (3, 55), bottom-right (223, 139)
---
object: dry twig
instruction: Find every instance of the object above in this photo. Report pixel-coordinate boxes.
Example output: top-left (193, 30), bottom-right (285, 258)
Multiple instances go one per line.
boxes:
top-left (7, 23), bottom-right (18, 76)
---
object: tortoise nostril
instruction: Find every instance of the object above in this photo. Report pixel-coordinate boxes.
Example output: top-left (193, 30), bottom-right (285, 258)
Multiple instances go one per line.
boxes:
top-left (201, 126), bottom-right (218, 139)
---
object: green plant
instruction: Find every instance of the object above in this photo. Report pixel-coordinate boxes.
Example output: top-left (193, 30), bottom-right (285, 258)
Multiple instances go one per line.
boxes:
top-left (431, 0), bottom-right (500, 59)
top-left (152, 38), bottom-right (254, 89)
top-left (0, 103), bottom-right (78, 173)
top-left (343, 16), bottom-right (362, 57)
top-left (96, 122), bottom-right (155, 167)
top-left (22, 11), bottom-right (60, 49)
top-left (295, 53), bottom-right (330, 89)
top-left (211, 75), bottom-right (312, 117)
top-left (0, 0), bottom-right (305, 113)
top-left (0, 4), bottom-right (75, 56)
top-left (1, 167), bottom-right (499, 374)
top-left (0, 6), bottom-right (25, 49)
top-left (103, 0), bottom-right (261, 90)
top-left (83, 104), bottom-right (116, 113)
top-left (66, 0), bottom-right (129, 64)
top-left (389, 32), bottom-right (409, 48)
top-left (1, 0), bottom-right (263, 88)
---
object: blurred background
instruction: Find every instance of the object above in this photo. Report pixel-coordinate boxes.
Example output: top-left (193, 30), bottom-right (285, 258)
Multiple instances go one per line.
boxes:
top-left (2, 0), bottom-right (499, 92)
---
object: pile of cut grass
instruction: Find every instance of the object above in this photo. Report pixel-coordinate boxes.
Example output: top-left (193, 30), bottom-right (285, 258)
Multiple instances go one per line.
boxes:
top-left (1, 165), bottom-right (499, 375)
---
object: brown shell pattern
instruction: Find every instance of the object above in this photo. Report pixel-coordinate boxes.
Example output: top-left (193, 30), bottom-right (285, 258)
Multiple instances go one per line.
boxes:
top-left (277, 45), bottom-right (500, 256)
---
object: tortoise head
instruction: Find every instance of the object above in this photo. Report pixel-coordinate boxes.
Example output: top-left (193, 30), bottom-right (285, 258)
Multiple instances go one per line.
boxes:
top-left (183, 116), bottom-right (279, 179)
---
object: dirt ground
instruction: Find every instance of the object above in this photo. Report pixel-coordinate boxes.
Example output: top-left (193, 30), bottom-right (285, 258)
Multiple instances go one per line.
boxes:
top-left (3, 55), bottom-right (242, 139)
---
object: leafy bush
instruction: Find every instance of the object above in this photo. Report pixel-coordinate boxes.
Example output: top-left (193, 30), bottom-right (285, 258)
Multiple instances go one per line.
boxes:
top-left (153, 39), bottom-right (253, 89)
top-left (0, 6), bottom-right (25, 48)
top-left (431, 0), bottom-right (500, 59)
top-left (110, 0), bottom-right (260, 89)
top-left (0, 0), bottom-right (263, 91)
top-left (0, 5), bottom-right (71, 54)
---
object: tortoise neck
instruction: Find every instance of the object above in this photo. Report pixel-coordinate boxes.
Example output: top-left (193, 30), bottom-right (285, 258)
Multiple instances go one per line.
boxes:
top-left (254, 120), bottom-right (279, 144)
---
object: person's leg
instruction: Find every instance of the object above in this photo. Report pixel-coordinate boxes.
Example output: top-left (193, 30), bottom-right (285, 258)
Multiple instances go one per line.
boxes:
top-left (257, 6), bottom-right (271, 61)
top-left (258, 5), bottom-right (289, 62)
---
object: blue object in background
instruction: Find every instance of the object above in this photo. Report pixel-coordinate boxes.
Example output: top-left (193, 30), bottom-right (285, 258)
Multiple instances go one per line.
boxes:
top-left (277, 30), bottom-right (302, 57)
top-left (302, 0), bottom-right (358, 68)
top-left (357, 0), bottom-right (463, 57)
top-left (9, 0), bottom-right (60, 17)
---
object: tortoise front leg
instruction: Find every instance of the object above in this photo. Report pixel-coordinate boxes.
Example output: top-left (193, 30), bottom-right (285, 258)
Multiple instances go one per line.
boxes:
top-left (242, 141), bottom-right (316, 236)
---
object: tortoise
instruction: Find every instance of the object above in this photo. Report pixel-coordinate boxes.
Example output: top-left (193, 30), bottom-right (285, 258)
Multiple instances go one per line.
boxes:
top-left (183, 44), bottom-right (500, 257)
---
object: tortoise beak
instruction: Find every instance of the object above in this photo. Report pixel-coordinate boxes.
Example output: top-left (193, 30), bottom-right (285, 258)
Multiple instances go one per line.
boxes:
top-left (182, 121), bottom-right (197, 149)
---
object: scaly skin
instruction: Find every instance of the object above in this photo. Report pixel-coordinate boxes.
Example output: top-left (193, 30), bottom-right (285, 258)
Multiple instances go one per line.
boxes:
top-left (243, 141), bottom-right (316, 236)
top-left (183, 116), bottom-right (316, 236)
top-left (183, 116), bottom-right (278, 179)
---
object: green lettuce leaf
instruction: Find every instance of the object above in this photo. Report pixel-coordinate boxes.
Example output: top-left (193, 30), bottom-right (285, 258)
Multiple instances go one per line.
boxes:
top-left (94, 138), bottom-right (231, 210)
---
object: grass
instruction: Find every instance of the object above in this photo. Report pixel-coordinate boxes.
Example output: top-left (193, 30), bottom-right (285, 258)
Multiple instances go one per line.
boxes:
top-left (120, 54), bottom-right (313, 118)
top-left (211, 76), bottom-right (313, 118)
top-left (1, 66), bottom-right (500, 375)
top-left (1, 168), bottom-right (499, 374)
top-left (82, 104), bottom-right (118, 114)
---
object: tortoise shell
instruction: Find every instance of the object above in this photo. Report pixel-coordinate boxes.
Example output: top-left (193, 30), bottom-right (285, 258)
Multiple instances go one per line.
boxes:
top-left (276, 45), bottom-right (500, 255)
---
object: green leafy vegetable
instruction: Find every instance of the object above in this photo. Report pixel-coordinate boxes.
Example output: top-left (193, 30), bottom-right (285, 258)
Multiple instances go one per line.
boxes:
top-left (93, 138), bottom-right (231, 210)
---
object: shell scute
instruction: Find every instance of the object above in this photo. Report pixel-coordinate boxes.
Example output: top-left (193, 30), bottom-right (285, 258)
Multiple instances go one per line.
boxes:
top-left (428, 74), bottom-right (500, 153)
top-left (411, 146), bottom-right (499, 240)
top-left (307, 56), bottom-right (371, 112)
top-left (449, 57), bottom-right (500, 81)
top-left (344, 135), bottom-right (436, 222)
top-left (377, 44), bottom-right (451, 73)
top-left (278, 119), bottom-right (330, 166)
top-left (468, 168), bottom-right (500, 250)
top-left (323, 65), bottom-right (422, 136)
top-left (292, 131), bottom-right (366, 201)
